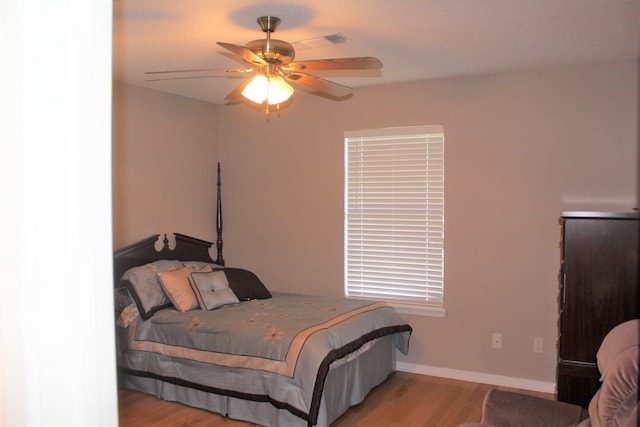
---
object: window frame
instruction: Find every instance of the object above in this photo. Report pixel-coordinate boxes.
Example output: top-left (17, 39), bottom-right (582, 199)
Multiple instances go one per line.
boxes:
top-left (344, 125), bottom-right (445, 317)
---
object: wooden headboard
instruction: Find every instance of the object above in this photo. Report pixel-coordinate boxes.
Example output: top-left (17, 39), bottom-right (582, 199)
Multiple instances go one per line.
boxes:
top-left (113, 233), bottom-right (216, 285)
top-left (113, 163), bottom-right (225, 284)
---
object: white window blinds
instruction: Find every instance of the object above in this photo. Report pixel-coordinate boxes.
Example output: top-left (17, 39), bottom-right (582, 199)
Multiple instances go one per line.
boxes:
top-left (344, 125), bottom-right (444, 306)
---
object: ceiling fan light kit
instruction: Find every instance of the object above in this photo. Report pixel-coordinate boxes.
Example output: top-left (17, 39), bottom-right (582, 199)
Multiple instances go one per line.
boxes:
top-left (241, 74), bottom-right (294, 105)
top-left (144, 15), bottom-right (383, 114)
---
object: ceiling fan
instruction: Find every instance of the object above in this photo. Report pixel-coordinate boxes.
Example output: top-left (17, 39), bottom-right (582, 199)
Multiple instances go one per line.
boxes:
top-left (145, 16), bottom-right (383, 109)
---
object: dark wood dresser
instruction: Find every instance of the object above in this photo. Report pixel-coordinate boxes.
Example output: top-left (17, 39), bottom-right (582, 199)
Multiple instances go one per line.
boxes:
top-left (557, 211), bottom-right (640, 407)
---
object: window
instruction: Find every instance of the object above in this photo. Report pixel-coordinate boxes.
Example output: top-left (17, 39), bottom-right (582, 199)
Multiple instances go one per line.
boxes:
top-left (344, 125), bottom-right (444, 312)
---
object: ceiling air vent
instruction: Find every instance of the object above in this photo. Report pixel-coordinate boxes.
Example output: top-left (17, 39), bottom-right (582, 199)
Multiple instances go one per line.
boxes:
top-left (292, 33), bottom-right (352, 51)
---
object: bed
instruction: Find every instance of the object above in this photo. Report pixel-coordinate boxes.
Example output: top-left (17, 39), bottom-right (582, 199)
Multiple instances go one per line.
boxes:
top-left (113, 167), bottom-right (412, 427)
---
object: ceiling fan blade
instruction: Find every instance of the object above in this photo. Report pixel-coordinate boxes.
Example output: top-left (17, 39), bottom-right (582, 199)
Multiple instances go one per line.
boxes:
top-left (224, 78), bottom-right (251, 102)
top-left (144, 67), bottom-right (253, 81)
top-left (217, 42), bottom-right (267, 66)
top-left (285, 72), bottom-right (353, 98)
top-left (146, 75), bottom-right (248, 82)
top-left (145, 67), bottom-right (251, 75)
top-left (285, 57), bottom-right (382, 72)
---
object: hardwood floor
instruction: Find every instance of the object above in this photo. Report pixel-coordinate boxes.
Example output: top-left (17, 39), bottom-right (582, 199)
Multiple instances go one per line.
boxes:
top-left (118, 372), bottom-right (554, 427)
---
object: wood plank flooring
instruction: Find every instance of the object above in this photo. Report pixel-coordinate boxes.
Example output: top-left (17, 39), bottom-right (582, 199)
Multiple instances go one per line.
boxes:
top-left (118, 372), bottom-right (555, 427)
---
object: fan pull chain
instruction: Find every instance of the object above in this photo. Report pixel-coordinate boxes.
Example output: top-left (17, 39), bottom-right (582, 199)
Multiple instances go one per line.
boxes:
top-left (263, 103), bottom-right (282, 123)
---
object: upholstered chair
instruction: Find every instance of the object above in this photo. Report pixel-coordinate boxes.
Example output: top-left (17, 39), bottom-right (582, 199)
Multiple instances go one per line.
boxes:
top-left (459, 319), bottom-right (639, 427)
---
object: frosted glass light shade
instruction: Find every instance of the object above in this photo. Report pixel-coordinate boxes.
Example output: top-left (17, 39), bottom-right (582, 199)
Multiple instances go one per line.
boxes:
top-left (241, 74), bottom-right (293, 105)
top-left (266, 75), bottom-right (294, 105)
top-left (241, 74), bottom-right (269, 104)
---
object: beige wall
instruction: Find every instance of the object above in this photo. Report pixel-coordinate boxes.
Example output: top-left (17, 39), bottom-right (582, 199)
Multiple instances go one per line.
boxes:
top-left (217, 59), bottom-right (638, 385)
top-left (112, 81), bottom-right (221, 249)
top-left (112, 59), bottom-right (638, 386)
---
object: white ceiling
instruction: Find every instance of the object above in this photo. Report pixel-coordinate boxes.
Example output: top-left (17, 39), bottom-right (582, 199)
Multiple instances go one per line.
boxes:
top-left (113, 0), bottom-right (640, 105)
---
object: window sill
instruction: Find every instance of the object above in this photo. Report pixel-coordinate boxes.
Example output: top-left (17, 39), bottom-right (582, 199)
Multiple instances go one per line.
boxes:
top-left (388, 302), bottom-right (447, 317)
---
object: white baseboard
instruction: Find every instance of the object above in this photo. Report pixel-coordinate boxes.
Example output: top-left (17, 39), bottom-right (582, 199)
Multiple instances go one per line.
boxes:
top-left (396, 362), bottom-right (557, 394)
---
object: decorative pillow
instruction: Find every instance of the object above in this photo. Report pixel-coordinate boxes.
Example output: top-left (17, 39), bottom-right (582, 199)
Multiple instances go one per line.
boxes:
top-left (117, 303), bottom-right (140, 328)
top-left (190, 270), bottom-right (229, 292)
top-left (213, 268), bottom-right (272, 301)
top-left (157, 265), bottom-right (212, 312)
top-left (189, 270), bottom-right (239, 310)
top-left (121, 260), bottom-right (184, 320)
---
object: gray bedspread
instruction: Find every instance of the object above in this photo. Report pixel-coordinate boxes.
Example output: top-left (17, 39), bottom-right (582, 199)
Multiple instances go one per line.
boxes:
top-left (118, 292), bottom-right (412, 424)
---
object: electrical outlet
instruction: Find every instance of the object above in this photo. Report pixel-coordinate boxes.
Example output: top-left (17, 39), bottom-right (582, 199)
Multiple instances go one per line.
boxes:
top-left (492, 333), bottom-right (502, 349)
top-left (534, 337), bottom-right (544, 353)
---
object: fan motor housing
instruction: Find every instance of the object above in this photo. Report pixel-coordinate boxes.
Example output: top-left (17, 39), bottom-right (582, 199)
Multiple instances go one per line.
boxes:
top-left (245, 39), bottom-right (295, 65)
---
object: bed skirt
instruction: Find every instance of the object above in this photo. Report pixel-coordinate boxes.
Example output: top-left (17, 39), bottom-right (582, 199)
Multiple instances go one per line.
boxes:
top-left (118, 334), bottom-right (397, 427)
